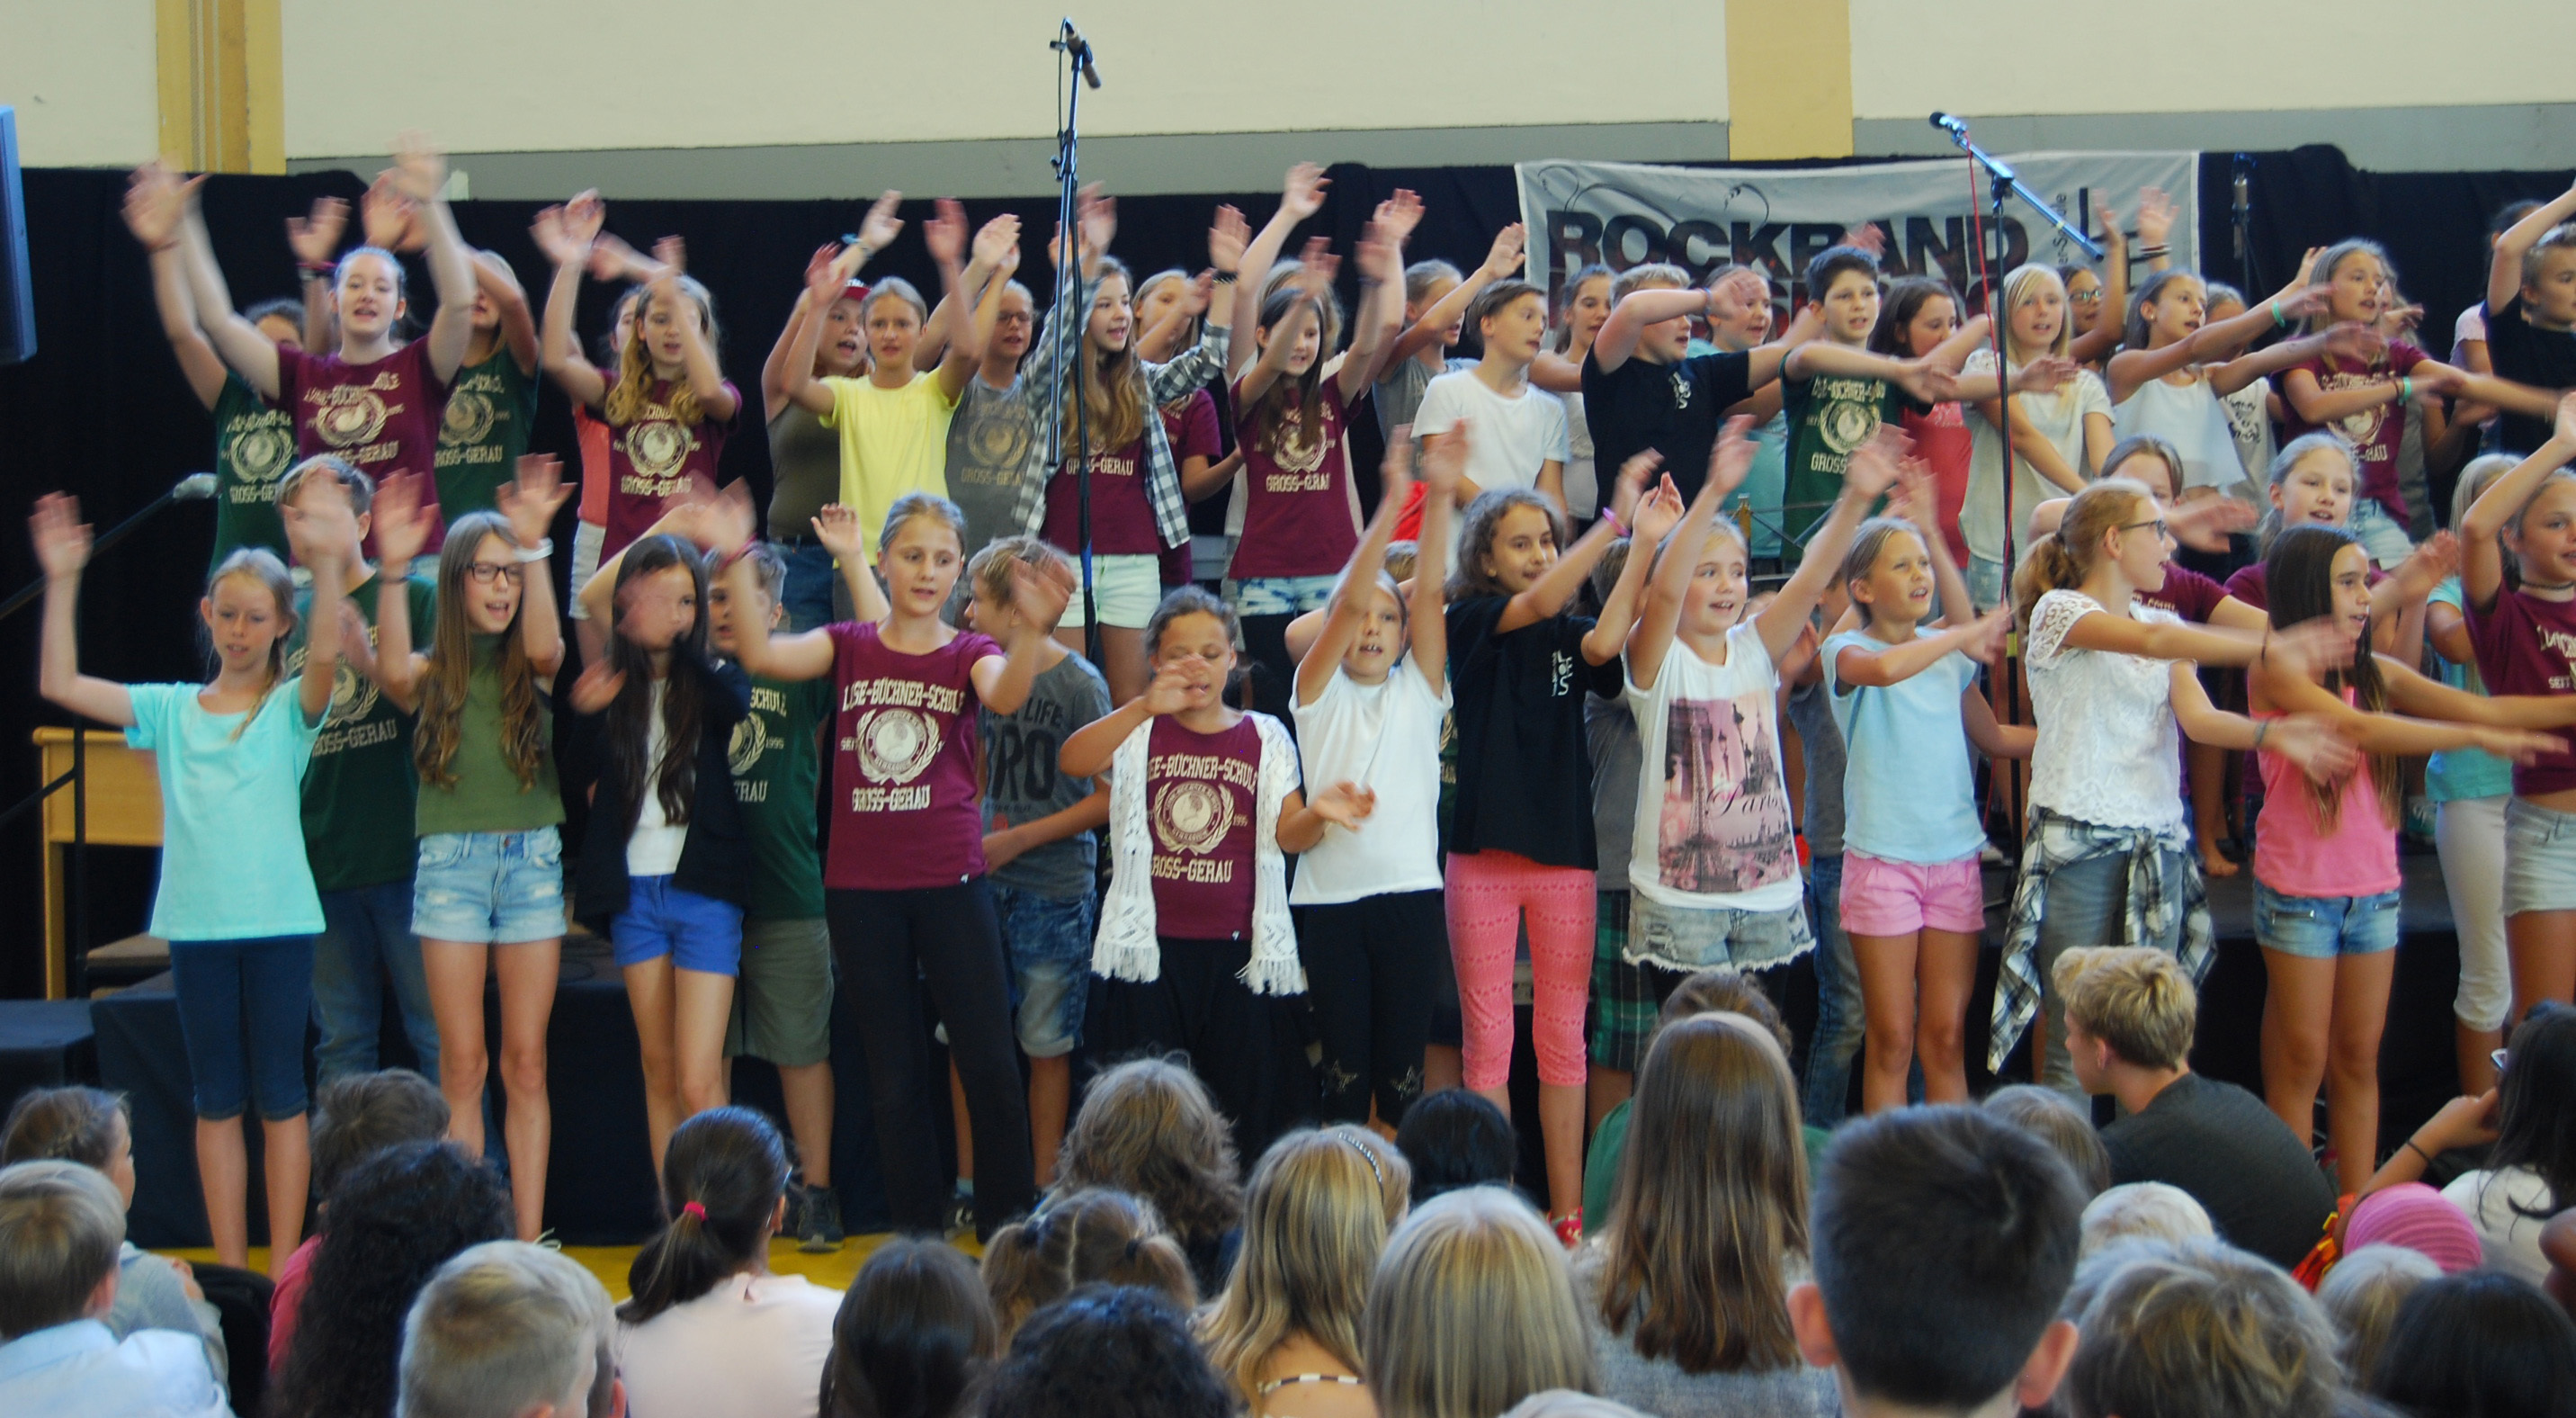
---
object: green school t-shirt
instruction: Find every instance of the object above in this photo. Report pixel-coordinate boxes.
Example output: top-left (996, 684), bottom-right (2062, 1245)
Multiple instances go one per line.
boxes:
top-left (289, 572), bottom-right (439, 892)
top-left (432, 350), bottom-right (538, 522)
top-left (1780, 370), bottom-right (1915, 556)
top-left (210, 373), bottom-right (299, 570)
top-left (731, 674), bottom-right (830, 921)
top-left (415, 635), bottom-right (564, 837)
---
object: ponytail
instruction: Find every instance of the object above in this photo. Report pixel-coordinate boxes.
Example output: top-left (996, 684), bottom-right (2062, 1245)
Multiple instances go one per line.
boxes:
top-left (2014, 478), bottom-right (2154, 632)
top-left (619, 1107), bottom-right (789, 1324)
top-left (979, 1189), bottom-right (1196, 1340)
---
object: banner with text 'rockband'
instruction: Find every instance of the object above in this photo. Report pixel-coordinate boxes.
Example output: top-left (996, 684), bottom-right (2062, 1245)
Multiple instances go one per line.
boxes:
top-left (1516, 152), bottom-right (2200, 312)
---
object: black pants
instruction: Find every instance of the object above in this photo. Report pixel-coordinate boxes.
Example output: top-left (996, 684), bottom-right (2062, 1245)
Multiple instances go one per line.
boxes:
top-left (1088, 935), bottom-right (1286, 1160)
top-left (827, 882), bottom-right (1033, 1237)
top-left (1239, 613), bottom-right (1298, 728)
top-left (1298, 890), bottom-right (1445, 1126)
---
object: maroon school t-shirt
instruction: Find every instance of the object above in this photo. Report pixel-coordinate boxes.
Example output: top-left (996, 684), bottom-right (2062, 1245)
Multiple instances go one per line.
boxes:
top-left (823, 622), bottom-right (1000, 891)
top-left (2280, 340), bottom-right (2428, 524)
top-left (2140, 564), bottom-right (2229, 622)
top-left (281, 342), bottom-right (452, 550)
top-left (2223, 561), bottom-right (2383, 613)
top-left (1160, 390), bottom-right (1221, 584)
top-left (602, 378), bottom-right (738, 559)
top-left (1044, 435), bottom-right (1160, 556)
top-left (1230, 378), bottom-right (1360, 579)
top-left (1147, 714), bottom-right (1260, 940)
top-left (2469, 588), bottom-right (2576, 797)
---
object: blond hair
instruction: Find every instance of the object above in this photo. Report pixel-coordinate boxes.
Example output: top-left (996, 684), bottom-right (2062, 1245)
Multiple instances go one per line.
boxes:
top-left (1998, 263), bottom-right (2074, 363)
top-left (1609, 263), bottom-right (1689, 303)
top-left (604, 275), bottom-right (720, 429)
top-left (2064, 1240), bottom-right (2342, 1418)
top-left (1364, 1187), bottom-right (1597, 1418)
top-left (978, 1189), bottom-right (1195, 1341)
top-left (1059, 257), bottom-right (1149, 456)
top-left (966, 534), bottom-right (1072, 618)
top-left (0, 1160), bottom-right (123, 1340)
top-left (275, 453), bottom-right (375, 516)
top-left (1199, 1126), bottom-right (1412, 1405)
top-left (2316, 1244), bottom-right (2438, 1383)
top-left (2053, 946), bottom-right (2197, 1071)
top-left (2080, 1182), bottom-right (2214, 1259)
top-left (398, 1241), bottom-right (612, 1418)
top-left (2012, 477), bottom-right (2154, 632)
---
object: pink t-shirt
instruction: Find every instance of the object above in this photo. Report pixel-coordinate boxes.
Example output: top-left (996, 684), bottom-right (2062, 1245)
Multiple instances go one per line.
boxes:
top-left (1230, 378), bottom-right (1360, 579)
top-left (1147, 714), bottom-right (1260, 940)
top-left (1043, 436), bottom-right (1159, 555)
top-left (2280, 340), bottom-right (2428, 523)
top-left (1901, 401), bottom-right (1974, 568)
top-left (2254, 696), bottom-right (2400, 896)
top-left (266, 1233), bottom-right (321, 1372)
top-left (2139, 564), bottom-right (2228, 623)
top-left (575, 402), bottom-right (613, 526)
top-left (281, 342), bottom-right (452, 551)
top-left (824, 622), bottom-right (999, 890)
top-left (2469, 587), bottom-right (2576, 797)
top-left (602, 378), bottom-right (738, 558)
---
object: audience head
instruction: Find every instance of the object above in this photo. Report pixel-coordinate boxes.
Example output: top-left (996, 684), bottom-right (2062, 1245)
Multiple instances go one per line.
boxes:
top-left (2053, 945), bottom-right (2196, 1089)
top-left (1056, 1058), bottom-right (1242, 1251)
top-left (2342, 1183), bottom-right (2483, 1274)
top-left (980, 1189), bottom-right (1196, 1340)
top-left (2317, 1244), bottom-right (2440, 1385)
top-left (2490, 1001), bottom-right (2576, 1212)
top-left (398, 1240), bottom-right (616, 1418)
top-left (1597, 1010), bottom-right (1806, 1375)
top-left (1364, 1187), bottom-right (1594, 1418)
top-left (1985, 1084), bottom-right (2114, 1198)
top-left (821, 1236), bottom-right (997, 1418)
top-left (1394, 1089), bottom-right (1517, 1207)
top-left (2062, 1238), bottom-right (2342, 1418)
top-left (309, 1068), bottom-right (452, 1204)
top-left (273, 1141), bottom-right (515, 1418)
top-left (2080, 1182), bottom-right (2213, 1259)
top-left (1793, 1107), bottom-right (2084, 1415)
top-left (976, 1285), bottom-right (1232, 1418)
top-left (2369, 1270), bottom-right (2576, 1418)
top-left (622, 1107), bottom-right (791, 1325)
top-left (0, 1160), bottom-right (123, 1342)
top-left (1, 1086), bottom-right (135, 1209)
top-left (1200, 1126), bottom-right (1409, 1404)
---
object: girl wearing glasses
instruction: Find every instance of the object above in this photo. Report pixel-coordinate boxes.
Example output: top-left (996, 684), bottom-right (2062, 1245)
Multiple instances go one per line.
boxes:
top-left (373, 459), bottom-right (574, 1241)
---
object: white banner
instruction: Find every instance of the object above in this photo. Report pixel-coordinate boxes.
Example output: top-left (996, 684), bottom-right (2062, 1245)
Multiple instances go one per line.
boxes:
top-left (1515, 152), bottom-right (2199, 313)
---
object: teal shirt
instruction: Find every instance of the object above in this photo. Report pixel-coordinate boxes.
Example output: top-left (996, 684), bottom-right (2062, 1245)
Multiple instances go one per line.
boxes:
top-left (125, 680), bottom-right (326, 940)
top-left (2428, 578), bottom-right (2514, 802)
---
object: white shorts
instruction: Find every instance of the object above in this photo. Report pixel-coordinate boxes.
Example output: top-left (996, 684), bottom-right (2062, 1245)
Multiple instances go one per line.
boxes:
top-left (1055, 552), bottom-right (1164, 630)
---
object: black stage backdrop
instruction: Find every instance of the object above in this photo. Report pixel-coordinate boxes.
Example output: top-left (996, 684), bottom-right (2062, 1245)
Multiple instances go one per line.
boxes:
top-left (0, 145), bottom-right (2567, 995)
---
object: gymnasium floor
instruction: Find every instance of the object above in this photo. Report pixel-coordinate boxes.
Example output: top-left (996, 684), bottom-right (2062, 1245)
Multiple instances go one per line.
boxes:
top-left (166, 1234), bottom-right (931, 1300)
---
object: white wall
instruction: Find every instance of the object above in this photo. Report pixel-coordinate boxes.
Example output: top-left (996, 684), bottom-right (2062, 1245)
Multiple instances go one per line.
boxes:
top-left (0, 0), bottom-right (161, 167)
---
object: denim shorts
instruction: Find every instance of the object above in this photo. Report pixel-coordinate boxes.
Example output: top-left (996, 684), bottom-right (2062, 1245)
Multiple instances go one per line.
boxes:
top-left (611, 875), bottom-right (746, 974)
top-left (1226, 574), bottom-right (1339, 617)
top-left (1626, 891), bottom-right (1814, 972)
top-left (2504, 796), bottom-right (2576, 917)
top-left (2346, 497), bottom-right (2415, 570)
top-left (775, 539), bottom-right (839, 633)
top-left (728, 916), bottom-right (834, 1065)
top-left (1968, 554), bottom-right (2007, 615)
top-left (1056, 552), bottom-right (1163, 630)
top-left (2253, 882), bottom-right (2401, 958)
top-left (412, 827), bottom-right (567, 945)
top-left (994, 885), bottom-right (1095, 1058)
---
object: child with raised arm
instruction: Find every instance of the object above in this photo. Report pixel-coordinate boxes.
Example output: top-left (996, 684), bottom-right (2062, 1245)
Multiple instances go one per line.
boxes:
top-left (2428, 454), bottom-right (2524, 1094)
top-left (430, 251), bottom-right (541, 523)
top-left (2460, 391), bottom-right (2576, 1020)
top-left (2108, 269), bottom-right (2354, 497)
top-left (33, 470), bottom-right (354, 1271)
top-left (944, 252), bottom-right (1040, 575)
top-left (1290, 433), bottom-right (1457, 1129)
top-left (1825, 477), bottom-right (2032, 1111)
top-left (1534, 263), bottom-right (1610, 519)
top-left (182, 135), bottom-right (476, 549)
top-left (724, 492), bottom-right (1065, 1239)
top-left (371, 460), bottom-right (574, 1242)
top-left (2246, 523), bottom-right (2572, 1193)
top-left (761, 243), bottom-right (871, 630)
top-left (121, 163), bottom-right (311, 570)
top-left (1369, 222), bottom-right (1527, 444)
top-left (1780, 246), bottom-right (1973, 559)
top-left (2482, 184), bottom-right (2576, 456)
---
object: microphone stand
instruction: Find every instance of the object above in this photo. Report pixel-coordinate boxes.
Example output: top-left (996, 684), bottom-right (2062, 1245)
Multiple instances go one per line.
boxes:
top-left (1046, 20), bottom-right (1103, 660)
top-left (0, 474), bottom-right (216, 624)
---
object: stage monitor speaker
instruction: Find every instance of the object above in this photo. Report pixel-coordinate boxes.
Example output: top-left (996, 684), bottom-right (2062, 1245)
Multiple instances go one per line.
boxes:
top-left (0, 107), bottom-right (33, 366)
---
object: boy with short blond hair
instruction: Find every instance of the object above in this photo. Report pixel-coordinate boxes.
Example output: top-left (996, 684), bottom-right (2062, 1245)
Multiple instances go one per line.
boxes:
top-left (0, 1160), bottom-right (228, 1417)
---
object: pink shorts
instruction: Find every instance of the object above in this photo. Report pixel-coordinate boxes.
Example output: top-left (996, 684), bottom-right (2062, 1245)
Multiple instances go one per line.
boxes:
top-left (1839, 850), bottom-right (1986, 937)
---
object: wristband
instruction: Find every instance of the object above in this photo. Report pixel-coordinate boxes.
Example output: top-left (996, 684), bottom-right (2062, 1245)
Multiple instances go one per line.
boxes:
top-left (513, 537), bottom-right (554, 564)
top-left (2134, 244), bottom-right (2169, 259)
top-left (2403, 1137), bottom-right (2434, 1164)
top-left (1599, 507), bottom-right (1631, 538)
top-left (2270, 301), bottom-right (2287, 328)
top-left (2399, 376), bottom-right (2414, 403)
top-left (1212, 269), bottom-right (1239, 284)
top-left (2253, 720), bottom-right (2270, 750)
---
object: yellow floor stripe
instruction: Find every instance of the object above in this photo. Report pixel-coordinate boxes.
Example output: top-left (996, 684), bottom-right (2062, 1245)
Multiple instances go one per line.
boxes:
top-left (162, 1231), bottom-right (981, 1302)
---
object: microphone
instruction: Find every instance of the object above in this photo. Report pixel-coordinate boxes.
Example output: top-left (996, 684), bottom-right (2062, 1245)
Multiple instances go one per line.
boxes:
top-left (1929, 112), bottom-right (1968, 136)
top-left (2232, 153), bottom-right (2252, 262)
top-left (173, 472), bottom-right (219, 502)
top-left (1056, 19), bottom-right (1103, 89)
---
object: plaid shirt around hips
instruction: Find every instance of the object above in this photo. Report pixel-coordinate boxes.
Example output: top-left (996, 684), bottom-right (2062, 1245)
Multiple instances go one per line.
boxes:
top-left (1987, 807), bottom-right (2214, 1073)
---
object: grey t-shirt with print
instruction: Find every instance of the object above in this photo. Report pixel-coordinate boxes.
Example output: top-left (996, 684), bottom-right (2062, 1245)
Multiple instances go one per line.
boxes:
top-left (980, 651), bottom-right (1113, 899)
top-left (945, 372), bottom-right (1034, 561)
top-left (1784, 678), bottom-right (1847, 858)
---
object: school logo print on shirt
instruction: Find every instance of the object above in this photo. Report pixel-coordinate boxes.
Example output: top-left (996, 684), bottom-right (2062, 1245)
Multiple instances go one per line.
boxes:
top-left (623, 417), bottom-right (694, 481)
top-left (288, 635), bottom-right (396, 758)
top-left (443, 390), bottom-right (496, 445)
top-left (960, 400), bottom-right (1033, 486)
top-left (1818, 383), bottom-right (1883, 456)
top-left (854, 707), bottom-right (939, 786)
top-left (727, 712), bottom-right (768, 778)
top-left (227, 417), bottom-right (295, 493)
top-left (1656, 692), bottom-right (1797, 895)
top-left (1152, 780), bottom-right (1233, 858)
top-left (312, 385), bottom-right (390, 450)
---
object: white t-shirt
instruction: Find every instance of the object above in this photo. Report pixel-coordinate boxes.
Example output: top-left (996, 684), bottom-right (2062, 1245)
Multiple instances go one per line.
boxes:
top-left (615, 1271), bottom-right (842, 1418)
top-left (2454, 302), bottom-right (2489, 368)
top-left (2218, 376), bottom-right (2276, 491)
top-left (2024, 590), bottom-right (2185, 831)
top-left (1559, 387), bottom-right (1598, 517)
top-left (2114, 371), bottom-right (2245, 494)
top-left (1290, 658), bottom-right (1451, 905)
top-left (2443, 1165), bottom-right (2554, 1286)
top-left (1960, 350), bottom-right (2114, 565)
top-left (1411, 369), bottom-right (1570, 499)
top-left (1624, 622), bottom-right (1804, 912)
top-left (628, 679), bottom-right (686, 877)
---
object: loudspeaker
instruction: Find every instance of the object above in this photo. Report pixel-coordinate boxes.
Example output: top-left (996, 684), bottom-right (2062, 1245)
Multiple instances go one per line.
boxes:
top-left (0, 106), bottom-right (33, 366)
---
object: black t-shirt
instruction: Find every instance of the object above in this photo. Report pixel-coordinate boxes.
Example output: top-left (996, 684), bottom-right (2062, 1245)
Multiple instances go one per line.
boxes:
top-left (1582, 347), bottom-right (1756, 506)
top-left (1445, 595), bottom-right (1623, 869)
top-left (2484, 294), bottom-right (2576, 458)
top-left (2100, 1072), bottom-right (2337, 1269)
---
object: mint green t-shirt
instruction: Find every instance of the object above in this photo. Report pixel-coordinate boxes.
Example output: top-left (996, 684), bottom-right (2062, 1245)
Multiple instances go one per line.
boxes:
top-left (2427, 578), bottom-right (2515, 803)
top-left (125, 679), bottom-right (326, 940)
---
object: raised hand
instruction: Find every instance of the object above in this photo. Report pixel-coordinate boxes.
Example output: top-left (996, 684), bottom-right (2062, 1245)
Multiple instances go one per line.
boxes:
top-left (858, 192), bottom-right (904, 254)
top-left (2266, 615), bottom-right (2360, 679)
top-left (1291, 236), bottom-right (1341, 298)
top-left (286, 194), bottom-right (350, 266)
top-left (1838, 222), bottom-right (1887, 257)
top-left (1480, 222), bottom-right (1528, 281)
top-left (2169, 494), bottom-right (2258, 553)
top-left (924, 199), bottom-right (969, 268)
top-left (360, 172), bottom-right (419, 252)
top-left (335, 600), bottom-right (380, 682)
top-left (1176, 270), bottom-right (1217, 319)
top-left (387, 130), bottom-right (449, 203)
top-left (1209, 204), bottom-right (1249, 274)
top-left (496, 454), bottom-right (571, 550)
top-left (1633, 475), bottom-right (1687, 547)
top-left (1706, 267), bottom-right (1772, 328)
top-left (2319, 323), bottom-right (2386, 365)
top-left (1708, 414), bottom-right (1759, 505)
top-left (972, 212), bottom-right (1023, 271)
top-left (1963, 606), bottom-right (2015, 666)
top-left (29, 494), bottom-right (92, 580)
top-left (1355, 220), bottom-right (1400, 286)
top-left (121, 163), bottom-right (192, 249)
top-left (1308, 781), bottom-right (1377, 830)
top-left (1280, 162), bottom-right (1329, 222)
top-left (1611, 448), bottom-right (1661, 525)
top-left (1418, 426), bottom-right (1464, 502)
top-left (371, 472), bottom-right (433, 567)
top-left (2483, 727), bottom-right (2571, 764)
top-left (2096, 202), bottom-right (2125, 256)
top-left (1009, 559), bottom-right (1075, 632)
top-left (2012, 356), bottom-right (2082, 394)
top-left (2389, 530), bottom-right (2463, 604)
top-left (1844, 429), bottom-right (1907, 501)
top-left (809, 504), bottom-right (867, 566)
top-left (2134, 187), bottom-right (2177, 247)
top-left (531, 205), bottom-right (587, 267)
top-left (2556, 388), bottom-right (2576, 444)
top-left (1896, 361), bottom-right (1960, 404)
top-left (703, 480), bottom-right (759, 559)
top-left (569, 660), bottom-right (626, 715)
top-left (1077, 184), bottom-right (1115, 262)
top-left (1372, 188), bottom-right (1425, 247)
top-left (281, 471), bottom-right (358, 570)
top-left (801, 241), bottom-right (842, 294)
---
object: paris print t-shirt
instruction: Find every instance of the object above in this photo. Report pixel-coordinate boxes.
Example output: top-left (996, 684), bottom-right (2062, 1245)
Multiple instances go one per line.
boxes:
top-left (1623, 621), bottom-right (1803, 912)
top-left (821, 622), bottom-right (997, 891)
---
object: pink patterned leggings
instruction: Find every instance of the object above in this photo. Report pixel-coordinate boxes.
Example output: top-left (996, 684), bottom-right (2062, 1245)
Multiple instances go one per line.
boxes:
top-left (1445, 848), bottom-right (1596, 1090)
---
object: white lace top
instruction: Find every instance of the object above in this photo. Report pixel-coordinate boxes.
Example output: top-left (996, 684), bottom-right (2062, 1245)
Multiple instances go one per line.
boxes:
top-left (2025, 589), bottom-right (2186, 831)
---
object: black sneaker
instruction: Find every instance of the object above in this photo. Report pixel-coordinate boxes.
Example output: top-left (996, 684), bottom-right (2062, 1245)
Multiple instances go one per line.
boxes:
top-left (797, 1183), bottom-right (845, 1252)
top-left (944, 1191), bottom-right (977, 1238)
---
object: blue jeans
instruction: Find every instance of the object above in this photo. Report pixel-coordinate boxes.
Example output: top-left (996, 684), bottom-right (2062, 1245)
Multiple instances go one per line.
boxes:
top-left (2034, 848), bottom-right (2187, 1097)
top-left (170, 937), bottom-right (315, 1121)
top-left (1802, 855), bottom-right (1864, 1126)
top-left (312, 878), bottom-right (441, 1085)
top-left (779, 540), bottom-right (837, 633)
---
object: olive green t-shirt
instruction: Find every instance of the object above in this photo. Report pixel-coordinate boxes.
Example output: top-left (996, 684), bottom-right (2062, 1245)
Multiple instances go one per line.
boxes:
top-left (732, 674), bottom-right (829, 920)
top-left (415, 634), bottom-right (564, 837)
top-left (432, 350), bottom-right (539, 522)
top-left (210, 373), bottom-right (298, 570)
top-left (289, 570), bottom-right (439, 891)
